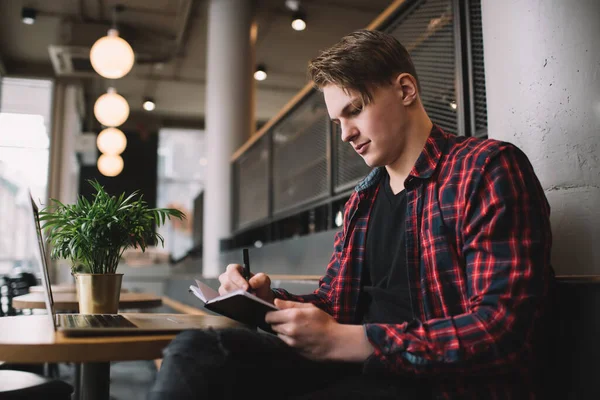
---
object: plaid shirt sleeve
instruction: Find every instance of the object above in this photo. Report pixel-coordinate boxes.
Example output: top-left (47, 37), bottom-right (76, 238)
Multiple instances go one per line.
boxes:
top-left (364, 144), bottom-right (552, 375)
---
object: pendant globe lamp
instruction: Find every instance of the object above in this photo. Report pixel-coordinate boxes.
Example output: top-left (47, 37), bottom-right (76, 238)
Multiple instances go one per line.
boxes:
top-left (97, 154), bottom-right (124, 177)
top-left (94, 88), bottom-right (129, 127)
top-left (89, 5), bottom-right (134, 79)
top-left (97, 127), bottom-right (127, 155)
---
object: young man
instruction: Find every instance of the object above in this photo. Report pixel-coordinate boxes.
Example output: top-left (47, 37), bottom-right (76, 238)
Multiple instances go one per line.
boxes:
top-left (148, 29), bottom-right (554, 400)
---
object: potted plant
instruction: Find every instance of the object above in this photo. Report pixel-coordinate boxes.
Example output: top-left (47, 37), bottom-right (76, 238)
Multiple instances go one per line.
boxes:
top-left (38, 180), bottom-right (185, 314)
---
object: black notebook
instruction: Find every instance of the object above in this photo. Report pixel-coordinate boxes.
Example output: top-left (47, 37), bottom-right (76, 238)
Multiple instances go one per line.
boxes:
top-left (189, 279), bottom-right (278, 329)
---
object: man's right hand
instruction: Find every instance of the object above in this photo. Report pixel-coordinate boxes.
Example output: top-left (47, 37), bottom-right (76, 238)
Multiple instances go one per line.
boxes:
top-left (218, 264), bottom-right (275, 304)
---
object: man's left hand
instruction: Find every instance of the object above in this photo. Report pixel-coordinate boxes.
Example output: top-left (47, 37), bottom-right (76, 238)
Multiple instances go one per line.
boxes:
top-left (265, 299), bottom-right (373, 362)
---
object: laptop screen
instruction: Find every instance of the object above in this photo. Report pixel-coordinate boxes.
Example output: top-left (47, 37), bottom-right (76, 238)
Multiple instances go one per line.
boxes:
top-left (28, 192), bottom-right (57, 331)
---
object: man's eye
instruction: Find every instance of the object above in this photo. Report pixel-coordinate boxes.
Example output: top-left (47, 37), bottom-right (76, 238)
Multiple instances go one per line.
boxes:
top-left (349, 107), bottom-right (362, 116)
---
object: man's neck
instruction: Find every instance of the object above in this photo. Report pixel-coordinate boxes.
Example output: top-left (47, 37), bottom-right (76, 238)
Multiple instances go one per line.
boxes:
top-left (385, 118), bottom-right (433, 194)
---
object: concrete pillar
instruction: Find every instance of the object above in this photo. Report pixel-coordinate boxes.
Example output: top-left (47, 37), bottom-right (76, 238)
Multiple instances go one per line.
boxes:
top-left (481, 0), bottom-right (600, 274)
top-left (47, 82), bottom-right (66, 285)
top-left (57, 85), bottom-right (82, 205)
top-left (203, 0), bottom-right (254, 277)
top-left (54, 84), bottom-right (83, 284)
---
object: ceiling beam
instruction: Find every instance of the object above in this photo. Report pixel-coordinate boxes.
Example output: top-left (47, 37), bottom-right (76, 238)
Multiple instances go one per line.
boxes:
top-left (133, 74), bottom-right (303, 93)
top-left (1, 60), bottom-right (54, 78)
top-left (2, 60), bottom-right (302, 96)
top-left (121, 110), bottom-right (205, 131)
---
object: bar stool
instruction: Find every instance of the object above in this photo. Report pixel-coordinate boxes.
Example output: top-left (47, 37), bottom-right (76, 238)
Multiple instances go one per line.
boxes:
top-left (0, 369), bottom-right (73, 399)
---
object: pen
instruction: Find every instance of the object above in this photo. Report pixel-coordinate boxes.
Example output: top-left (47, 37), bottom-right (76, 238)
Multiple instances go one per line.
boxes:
top-left (242, 248), bottom-right (251, 284)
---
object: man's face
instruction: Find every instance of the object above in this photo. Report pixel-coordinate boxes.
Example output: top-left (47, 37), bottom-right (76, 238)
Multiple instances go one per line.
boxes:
top-left (324, 83), bottom-right (409, 168)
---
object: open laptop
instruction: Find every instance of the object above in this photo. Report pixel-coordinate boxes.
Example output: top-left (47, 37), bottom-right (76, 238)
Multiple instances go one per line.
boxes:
top-left (28, 193), bottom-right (237, 336)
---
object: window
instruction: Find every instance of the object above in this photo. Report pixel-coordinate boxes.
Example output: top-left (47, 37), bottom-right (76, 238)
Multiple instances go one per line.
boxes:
top-left (0, 78), bottom-right (53, 274)
top-left (156, 128), bottom-right (205, 261)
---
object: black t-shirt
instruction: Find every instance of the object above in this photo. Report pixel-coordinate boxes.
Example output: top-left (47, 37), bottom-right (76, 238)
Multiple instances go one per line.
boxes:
top-left (360, 172), bottom-right (414, 324)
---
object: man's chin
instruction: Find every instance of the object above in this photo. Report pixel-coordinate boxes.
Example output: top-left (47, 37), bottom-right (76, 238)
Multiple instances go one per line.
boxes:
top-left (362, 155), bottom-right (382, 168)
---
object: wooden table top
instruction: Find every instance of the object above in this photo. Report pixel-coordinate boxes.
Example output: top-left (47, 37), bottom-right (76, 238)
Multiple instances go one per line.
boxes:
top-left (12, 292), bottom-right (163, 311)
top-left (29, 284), bottom-right (129, 294)
top-left (0, 314), bottom-right (240, 363)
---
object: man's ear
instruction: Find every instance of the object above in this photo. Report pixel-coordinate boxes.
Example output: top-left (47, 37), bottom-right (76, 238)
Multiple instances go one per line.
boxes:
top-left (394, 73), bottom-right (418, 106)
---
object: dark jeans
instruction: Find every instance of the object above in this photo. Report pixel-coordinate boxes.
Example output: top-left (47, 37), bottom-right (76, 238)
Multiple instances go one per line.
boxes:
top-left (147, 327), bottom-right (423, 400)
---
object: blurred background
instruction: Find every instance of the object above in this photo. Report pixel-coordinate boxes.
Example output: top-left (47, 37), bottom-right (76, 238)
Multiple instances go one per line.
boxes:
top-left (0, 0), bottom-right (598, 296)
top-left (0, 1), bottom-right (599, 398)
top-left (0, 0), bottom-right (401, 280)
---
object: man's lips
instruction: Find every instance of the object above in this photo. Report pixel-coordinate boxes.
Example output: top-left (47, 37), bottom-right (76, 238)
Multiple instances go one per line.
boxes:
top-left (354, 141), bottom-right (371, 154)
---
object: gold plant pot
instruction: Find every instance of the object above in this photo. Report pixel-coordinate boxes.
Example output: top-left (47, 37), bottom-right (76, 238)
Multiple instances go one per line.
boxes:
top-left (74, 273), bottom-right (123, 314)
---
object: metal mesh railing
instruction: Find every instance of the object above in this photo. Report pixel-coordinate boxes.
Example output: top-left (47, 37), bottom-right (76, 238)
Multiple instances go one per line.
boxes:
top-left (386, 0), bottom-right (458, 135)
top-left (469, 0), bottom-right (488, 137)
top-left (333, 123), bottom-right (372, 193)
top-left (272, 93), bottom-right (329, 215)
top-left (234, 135), bottom-right (269, 229)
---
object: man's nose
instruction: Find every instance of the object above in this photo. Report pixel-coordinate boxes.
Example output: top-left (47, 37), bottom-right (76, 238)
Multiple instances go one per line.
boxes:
top-left (340, 122), bottom-right (358, 143)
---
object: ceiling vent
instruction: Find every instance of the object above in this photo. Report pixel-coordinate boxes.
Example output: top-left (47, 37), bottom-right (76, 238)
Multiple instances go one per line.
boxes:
top-left (48, 45), bottom-right (96, 77)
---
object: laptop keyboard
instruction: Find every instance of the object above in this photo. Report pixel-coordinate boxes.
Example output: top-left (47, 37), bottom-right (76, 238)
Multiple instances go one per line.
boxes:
top-left (63, 314), bottom-right (137, 329)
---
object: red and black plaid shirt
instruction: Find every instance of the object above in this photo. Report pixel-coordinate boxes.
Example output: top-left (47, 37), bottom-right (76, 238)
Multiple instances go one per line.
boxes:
top-left (274, 125), bottom-right (554, 399)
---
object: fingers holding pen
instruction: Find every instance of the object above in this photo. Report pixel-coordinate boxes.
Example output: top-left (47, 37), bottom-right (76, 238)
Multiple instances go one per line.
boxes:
top-left (218, 263), bottom-right (250, 295)
top-left (249, 272), bottom-right (274, 303)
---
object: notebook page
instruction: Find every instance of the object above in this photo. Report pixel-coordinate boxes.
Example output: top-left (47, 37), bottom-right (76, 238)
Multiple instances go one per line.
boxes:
top-left (190, 279), bottom-right (220, 303)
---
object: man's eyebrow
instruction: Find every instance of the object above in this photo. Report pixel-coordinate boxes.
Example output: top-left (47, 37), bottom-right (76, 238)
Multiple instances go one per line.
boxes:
top-left (330, 100), bottom-right (359, 123)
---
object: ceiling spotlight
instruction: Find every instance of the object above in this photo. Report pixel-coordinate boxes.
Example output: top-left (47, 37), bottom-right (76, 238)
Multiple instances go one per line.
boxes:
top-left (254, 64), bottom-right (267, 81)
top-left (285, 0), bottom-right (300, 11)
top-left (21, 7), bottom-right (37, 25)
top-left (143, 98), bottom-right (156, 111)
top-left (291, 10), bottom-right (306, 31)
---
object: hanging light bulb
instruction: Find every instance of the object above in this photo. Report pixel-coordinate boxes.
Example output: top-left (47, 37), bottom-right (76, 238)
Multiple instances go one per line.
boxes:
top-left (90, 5), bottom-right (134, 79)
top-left (97, 154), bottom-right (124, 177)
top-left (90, 28), bottom-right (135, 79)
top-left (94, 88), bottom-right (129, 127)
top-left (97, 127), bottom-right (127, 155)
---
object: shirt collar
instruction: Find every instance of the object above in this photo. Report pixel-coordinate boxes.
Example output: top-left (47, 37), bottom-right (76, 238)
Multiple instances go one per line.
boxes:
top-left (354, 124), bottom-right (448, 193)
